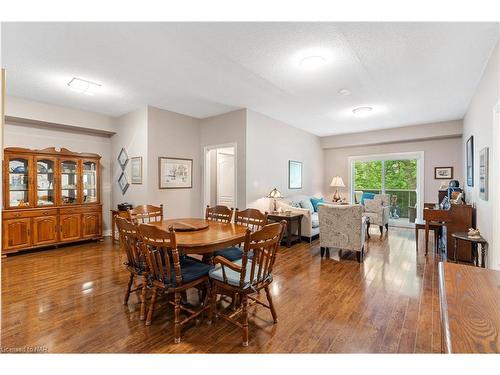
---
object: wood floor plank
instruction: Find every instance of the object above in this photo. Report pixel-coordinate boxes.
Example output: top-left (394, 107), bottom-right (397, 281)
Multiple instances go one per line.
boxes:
top-left (1, 227), bottom-right (443, 353)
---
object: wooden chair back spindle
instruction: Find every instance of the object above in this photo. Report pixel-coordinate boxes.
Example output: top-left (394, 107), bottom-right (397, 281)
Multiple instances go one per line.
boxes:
top-left (128, 204), bottom-right (164, 224)
top-left (115, 216), bottom-right (144, 272)
top-left (234, 208), bottom-right (268, 233)
top-left (205, 205), bottom-right (233, 223)
top-left (239, 221), bottom-right (286, 290)
top-left (137, 224), bottom-right (181, 288)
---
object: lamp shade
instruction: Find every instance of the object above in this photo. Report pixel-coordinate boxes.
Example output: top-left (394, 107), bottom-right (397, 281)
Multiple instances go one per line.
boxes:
top-left (330, 176), bottom-right (345, 188)
top-left (267, 188), bottom-right (283, 199)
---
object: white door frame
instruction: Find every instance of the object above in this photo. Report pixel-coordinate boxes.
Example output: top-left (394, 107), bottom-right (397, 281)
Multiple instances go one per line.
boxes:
top-left (348, 151), bottom-right (425, 225)
top-left (491, 101), bottom-right (500, 270)
top-left (202, 142), bottom-right (238, 210)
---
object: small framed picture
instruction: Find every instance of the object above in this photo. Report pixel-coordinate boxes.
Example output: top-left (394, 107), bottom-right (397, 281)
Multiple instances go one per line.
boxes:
top-left (118, 172), bottom-right (129, 194)
top-left (434, 166), bottom-right (453, 179)
top-left (130, 157), bottom-right (142, 184)
top-left (159, 157), bottom-right (193, 189)
top-left (117, 147), bottom-right (129, 170)
top-left (289, 160), bottom-right (302, 189)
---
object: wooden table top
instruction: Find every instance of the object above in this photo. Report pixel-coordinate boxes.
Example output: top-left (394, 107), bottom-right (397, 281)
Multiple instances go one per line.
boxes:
top-left (451, 232), bottom-right (487, 244)
top-left (438, 262), bottom-right (500, 353)
top-left (149, 218), bottom-right (248, 254)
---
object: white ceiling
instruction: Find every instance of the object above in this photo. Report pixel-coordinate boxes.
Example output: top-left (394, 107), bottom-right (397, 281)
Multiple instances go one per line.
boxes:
top-left (2, 22), bottom-right (499, 136)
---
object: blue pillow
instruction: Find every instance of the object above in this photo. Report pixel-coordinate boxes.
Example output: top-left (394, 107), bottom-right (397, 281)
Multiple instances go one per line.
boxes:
top-left (310, 197), bottom-right (325, 212)
top-left (361, 192), bottom-right (376, 205)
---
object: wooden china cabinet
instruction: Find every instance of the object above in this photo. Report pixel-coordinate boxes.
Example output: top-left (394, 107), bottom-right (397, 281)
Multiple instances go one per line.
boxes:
top-left (2, 147), bottom-right (103, 255)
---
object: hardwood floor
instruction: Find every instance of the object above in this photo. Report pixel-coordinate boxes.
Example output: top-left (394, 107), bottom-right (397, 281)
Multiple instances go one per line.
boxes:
top-left (1, 227), bottom-right (443, 353)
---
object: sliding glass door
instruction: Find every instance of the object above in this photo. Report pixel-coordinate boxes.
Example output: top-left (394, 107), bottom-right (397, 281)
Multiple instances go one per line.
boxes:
top-left (351, 153), bottom-right (423, 227)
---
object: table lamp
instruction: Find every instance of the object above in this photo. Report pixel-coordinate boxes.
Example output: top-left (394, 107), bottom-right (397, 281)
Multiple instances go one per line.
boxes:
top-left (330, 176), bottom-right (345, 202)
top-left (267, 188), bottom-right (282, 212)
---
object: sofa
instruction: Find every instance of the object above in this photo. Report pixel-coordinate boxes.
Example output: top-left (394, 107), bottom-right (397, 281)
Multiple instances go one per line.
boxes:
top-left (318, 204), bottom-right (367, 262)
top-left (276, 194), bottom-right (323, 242)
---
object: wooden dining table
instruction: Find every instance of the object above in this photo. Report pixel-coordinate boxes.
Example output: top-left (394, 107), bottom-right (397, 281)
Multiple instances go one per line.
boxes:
top-left (149, 218), bottom-right (248, 254)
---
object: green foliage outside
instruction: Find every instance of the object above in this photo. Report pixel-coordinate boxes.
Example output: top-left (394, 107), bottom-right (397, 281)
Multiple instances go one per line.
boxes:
top-left (354, 159), bottom-right (418, 219)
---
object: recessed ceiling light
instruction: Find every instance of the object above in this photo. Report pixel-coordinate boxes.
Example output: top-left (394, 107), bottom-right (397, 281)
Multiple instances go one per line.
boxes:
top-left (352, 106), bottom-right (373, 117)
top-left (338, 88), bottom-right (351, 96)
top-left (299, 55), bottom-right (327, 70)
top-left (67, 77), bottom-right (101, 95)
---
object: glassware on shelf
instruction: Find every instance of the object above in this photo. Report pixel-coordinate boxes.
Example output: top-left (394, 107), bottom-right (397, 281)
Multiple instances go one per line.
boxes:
top-left (9, 158), bottom-right (30, 207)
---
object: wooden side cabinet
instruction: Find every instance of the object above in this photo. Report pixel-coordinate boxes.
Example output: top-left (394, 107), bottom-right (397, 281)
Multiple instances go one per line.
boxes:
top-left (2, 147), bottom-right (103, 255)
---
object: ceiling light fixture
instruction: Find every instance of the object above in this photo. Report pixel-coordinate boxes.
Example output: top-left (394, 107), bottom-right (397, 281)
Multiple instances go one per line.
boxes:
top-left (299, 55), bottom-right (327, 70)
top-left (338, 88), bottom-right (351, 96)
top-left (67, 77), bottom-right (101, 95)
top-left (352, 106), bottom-right (373, 117)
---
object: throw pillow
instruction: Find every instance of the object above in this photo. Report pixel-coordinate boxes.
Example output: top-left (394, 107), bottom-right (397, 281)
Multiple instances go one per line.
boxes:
top-left (290, 201), bottom-right (301, 208)
top-left (299, 199), bottom-right (314, 214)
top-left (360, 192), bottom-right (376, 205)
top-left (310, 197), bottom-right (325, 212)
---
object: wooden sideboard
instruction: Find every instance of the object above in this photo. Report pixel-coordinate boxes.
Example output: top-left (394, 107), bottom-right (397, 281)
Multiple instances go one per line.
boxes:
top-left (439, 262), bottom-right (500, 353)
top-left (2, 147), bottom-right (103, 255)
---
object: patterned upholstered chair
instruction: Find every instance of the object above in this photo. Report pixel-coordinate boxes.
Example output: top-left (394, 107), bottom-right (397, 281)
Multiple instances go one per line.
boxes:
top-left (363, 194), bottom-right (390, 235)
top-left (318, 204), bottom-right (367, 262)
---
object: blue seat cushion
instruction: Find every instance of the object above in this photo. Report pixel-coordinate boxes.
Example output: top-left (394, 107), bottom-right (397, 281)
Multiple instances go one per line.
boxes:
top-left (209, 259), bottom-right (265, 288)
top-left (214, 246), bottom-right (243, 261)
top-left (169, 257), bottom-right (212, 286)
top-left (214, 247), bottom-right (254, 262)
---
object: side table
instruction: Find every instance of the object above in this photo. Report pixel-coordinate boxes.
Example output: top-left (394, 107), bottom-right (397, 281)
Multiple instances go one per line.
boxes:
top-left (267, 213), bottom-right (303, 247)
top-left (451, 232), bottom-right (488, 268)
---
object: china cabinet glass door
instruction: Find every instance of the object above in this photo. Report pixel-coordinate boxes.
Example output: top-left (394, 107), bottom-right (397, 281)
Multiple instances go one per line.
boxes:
top-left (60, 159), bottom-right (80, 205)
top-left (7, 155), bottom-right (32, 208)
top-left (36, 157), bottom-right (56, 207)
top-left (82, 160), bottom-right (98, 204)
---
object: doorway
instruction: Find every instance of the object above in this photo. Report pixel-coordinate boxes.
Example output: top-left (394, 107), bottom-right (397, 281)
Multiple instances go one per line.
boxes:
top-left (203, 144), bottom-right (237, 209)
top-left (349, 152), bottom-right (424, 228)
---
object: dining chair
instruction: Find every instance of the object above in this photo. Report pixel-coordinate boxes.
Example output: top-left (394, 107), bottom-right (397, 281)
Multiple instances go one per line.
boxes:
top-left (214, 208), bottom-right (268, 261)
top-left (205, 205), bottom-right (233, 223)
top-left (128, 204), bottom-right (163, 224)
top-left (137, 223), bottom-right (212, 343)
top-left (115, 216), bottom-right (148, 320)
top-left (208, 221), bottom-right (286, 346)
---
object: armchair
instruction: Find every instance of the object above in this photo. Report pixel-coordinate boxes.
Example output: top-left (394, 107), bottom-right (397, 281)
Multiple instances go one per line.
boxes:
top-left (318, 204), bottom-right (367, 262)
top-left (363, 194), bottom-right (390, 235)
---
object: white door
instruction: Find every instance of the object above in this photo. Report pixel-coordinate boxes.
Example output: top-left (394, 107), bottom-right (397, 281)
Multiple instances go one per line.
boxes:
top-left (217, 152), bottom-right (235, 208)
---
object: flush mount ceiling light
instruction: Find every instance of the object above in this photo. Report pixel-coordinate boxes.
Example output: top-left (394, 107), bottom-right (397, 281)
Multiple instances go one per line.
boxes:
top-left (67, 77), bottom-right (101, 95)
top-left (352, 106), bottom-right (374, 117)
top-left (299, 55), bottom-right (327, 70)
top-left (338, 88), bottom-right (351, 96)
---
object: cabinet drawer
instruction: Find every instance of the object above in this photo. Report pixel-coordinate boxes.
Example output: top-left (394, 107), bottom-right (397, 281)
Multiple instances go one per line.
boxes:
top-left (3, 209), bottom-right (58, 219)
top-left (59, 205), bottom-right (101, 215)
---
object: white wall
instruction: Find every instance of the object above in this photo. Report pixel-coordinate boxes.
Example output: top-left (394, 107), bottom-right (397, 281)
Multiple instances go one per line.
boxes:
top-left (4, 122), bottom-right (113, 233)
top-left (462, 40), bottom-right (500, 270)
top-left (200, 109), bottom-right (246, 209)
top-left (6, 96), bottom-right (115, 133)
top-left (111, 107), bottom-right (148, 210)
top-left (147, 106), bottom-right (201, 218)
top-left (246, 109), bottom-right (324, 210)
top-left (323, 137), bottom-right (463, 204)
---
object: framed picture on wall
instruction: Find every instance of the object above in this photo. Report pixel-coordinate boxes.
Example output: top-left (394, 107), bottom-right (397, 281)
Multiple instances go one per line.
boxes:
top-left (118, 172), bottom-right (129, 194)
top-left (434, 166), bottom-right (453, 179)
top-left (159, 157), bottom-right (193, 189)
top-left (479, 147), bottom-right (488, 200)
top-left (288, 160), bottom-right (302, 189)
top-left (130, 157), bottom-right (142, 184)
top-left (117, 147), bottom-right (129, 170)
top-left (466, 135), bottom-right (474, 187)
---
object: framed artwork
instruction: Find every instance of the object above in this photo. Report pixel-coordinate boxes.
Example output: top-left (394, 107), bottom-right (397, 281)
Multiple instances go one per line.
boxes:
top-left (159, 157), bottom-right (193, 189)
top-left (118, 172), bottom-right (129, 194)
top-left (434, 166), bottom-right (453, 179)
top-left (130, 157), bottom-right (142, 184)
top-left (117, 147), bottom-right (129, 170)
top-left (466, 136), bottom-right (474, 187)
top-left (288, 160), bottom-right (302, 189)
top-left (479, 147), bottom-right (489, 200)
